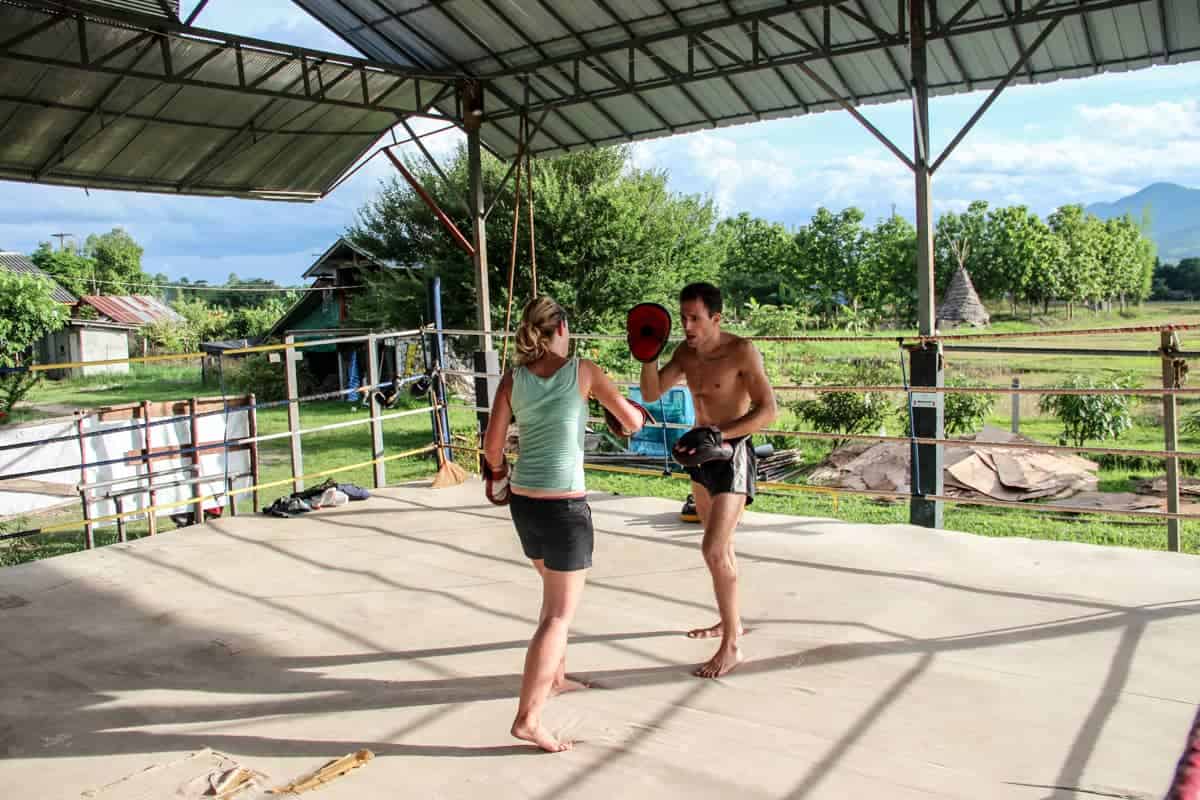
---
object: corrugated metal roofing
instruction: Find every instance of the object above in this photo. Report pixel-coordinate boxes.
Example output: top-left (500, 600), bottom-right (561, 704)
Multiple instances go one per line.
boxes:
top-left (0, 251), bottom-right (79, 303)
top-left (297, 0), bottom-right (1200, 160)
top-left (0, 1), bottom-right (462, 200)
top-left (81, 294), bottom-right (183, 324)
top-left (85, 0), bottom-right (179, 18)
top-left (302, 236), bottom-right (419, 277)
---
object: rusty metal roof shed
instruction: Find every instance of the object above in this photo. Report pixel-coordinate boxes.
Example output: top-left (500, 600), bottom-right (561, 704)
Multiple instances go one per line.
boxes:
top-left (80, 294), bottom-right (183, 325)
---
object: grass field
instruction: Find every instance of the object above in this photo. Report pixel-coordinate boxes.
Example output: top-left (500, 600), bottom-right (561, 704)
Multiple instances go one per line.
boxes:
top-left (4, 301), bottom-right (1200, 566)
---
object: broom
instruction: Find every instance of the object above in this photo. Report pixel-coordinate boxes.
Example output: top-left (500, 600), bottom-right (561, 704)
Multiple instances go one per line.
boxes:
top-left (430, 390), bottom-right (467, 488)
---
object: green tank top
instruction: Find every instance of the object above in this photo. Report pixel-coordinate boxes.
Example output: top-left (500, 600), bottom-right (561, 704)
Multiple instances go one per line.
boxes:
top-left (510, 358), bottom-right (587, 492)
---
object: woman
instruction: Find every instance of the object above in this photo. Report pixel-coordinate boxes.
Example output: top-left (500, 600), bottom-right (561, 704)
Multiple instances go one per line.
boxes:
top-left (482, 296), bottom-right (648, 753)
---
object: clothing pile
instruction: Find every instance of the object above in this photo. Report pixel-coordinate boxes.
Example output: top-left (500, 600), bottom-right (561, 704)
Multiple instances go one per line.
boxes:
top-left (262, 478), bottom-right (371, 518)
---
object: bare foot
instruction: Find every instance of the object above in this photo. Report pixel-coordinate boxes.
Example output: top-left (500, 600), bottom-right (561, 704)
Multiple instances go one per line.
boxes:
top-left (687, 622), bottom-right (745, 639)
top-left (694, 645), bottom-right (744, 678)
top-left (511, 719), bottom-right (573, 753)
top-left (551, 677), bottom-right (591, 695)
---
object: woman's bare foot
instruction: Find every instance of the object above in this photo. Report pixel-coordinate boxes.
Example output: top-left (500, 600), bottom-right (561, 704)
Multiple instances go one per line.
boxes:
top-left (694, 645), bottom-right (744, 678)
top-left (511, 718), bottom-right (573, 753)
top-left (551, 677), bottom-right (591, 695)
top-left (686, 622), bottom-right (745, 639)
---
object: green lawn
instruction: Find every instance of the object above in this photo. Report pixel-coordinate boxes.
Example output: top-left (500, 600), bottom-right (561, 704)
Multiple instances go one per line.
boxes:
top-left (5, 302), bottom-right (1200, 565)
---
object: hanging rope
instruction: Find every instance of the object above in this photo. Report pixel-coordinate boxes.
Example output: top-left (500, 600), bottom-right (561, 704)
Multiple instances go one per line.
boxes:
top-left (499, 114), bottom-right (526, 369)
top-left (526, 129), bottom-right (538, 298)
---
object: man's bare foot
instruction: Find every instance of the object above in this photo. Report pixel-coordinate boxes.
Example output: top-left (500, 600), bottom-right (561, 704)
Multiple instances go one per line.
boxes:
top-left (511, 719), bottom-right (573, 753)
top-left (686, 622), bottom-right (745, 639)
top-left (551, 677), bottom-right (591, 695)
top-left (694, 645), bottom-right (744, 678)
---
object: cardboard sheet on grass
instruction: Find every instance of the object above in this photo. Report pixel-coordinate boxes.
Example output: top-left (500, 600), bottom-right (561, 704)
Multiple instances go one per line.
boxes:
top-left (809, 427), bottom-right (1099, 502)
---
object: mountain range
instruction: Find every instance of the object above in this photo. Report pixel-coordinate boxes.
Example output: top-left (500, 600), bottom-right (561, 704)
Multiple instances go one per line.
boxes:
top-left (1086, 182), bottom-right (1200, 262)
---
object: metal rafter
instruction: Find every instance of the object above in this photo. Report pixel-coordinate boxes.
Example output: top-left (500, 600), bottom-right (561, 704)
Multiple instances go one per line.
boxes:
top-left (483, 0), bottom-right (1147, 124)
top-left (423, 0), bottom-right (591, 149)
top-left (1075, 0), bottom-right (1101, 72)
top-left (793, 6), bottom-right (860, 104)
top-left (926, 0), bottom-right (973, 88)
top-left (472, 0), bottom-right (631, 143)
top-left (33, 36), bottom-right (159, 178)
top-left (603, 0), bottom-right (724, 127)
top-left (1, 2), bottom-right (466, 119)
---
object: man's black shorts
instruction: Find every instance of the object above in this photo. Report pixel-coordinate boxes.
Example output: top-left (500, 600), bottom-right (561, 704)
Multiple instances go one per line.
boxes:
top-left (510, 494), bottom-right (594, 571)
top-left (685, 435), bottom-right (756, 505)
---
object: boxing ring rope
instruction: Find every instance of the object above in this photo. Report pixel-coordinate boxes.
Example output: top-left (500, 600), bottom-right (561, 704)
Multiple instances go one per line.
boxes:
top-left (427, 320), bottom-right (1200, 533)
top-left (1, 329), bottom-right (443, 545)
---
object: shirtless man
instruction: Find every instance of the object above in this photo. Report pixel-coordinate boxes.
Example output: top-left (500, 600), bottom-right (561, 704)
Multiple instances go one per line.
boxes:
top-left (638, 282), bottom-right (777, 678)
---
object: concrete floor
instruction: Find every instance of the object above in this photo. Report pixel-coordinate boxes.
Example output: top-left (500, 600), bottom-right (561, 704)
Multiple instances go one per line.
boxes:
top-left (1, 480), bottom-right (1198, 799)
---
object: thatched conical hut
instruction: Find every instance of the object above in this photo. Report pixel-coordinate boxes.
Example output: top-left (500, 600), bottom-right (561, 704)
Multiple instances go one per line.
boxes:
top-left (936, 266), bottom-right (990, 328)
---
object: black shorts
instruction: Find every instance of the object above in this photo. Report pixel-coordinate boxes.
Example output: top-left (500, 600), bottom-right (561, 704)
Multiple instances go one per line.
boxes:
top-left (510, 494), bottom-right (594, 572)
top-left (686, 435), bottom-right (756, 505)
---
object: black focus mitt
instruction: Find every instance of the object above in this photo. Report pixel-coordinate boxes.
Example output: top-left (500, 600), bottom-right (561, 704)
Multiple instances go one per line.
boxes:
top-left (626, 303), bottom-right (672, 363)
top-left (604, 399), bottom-right (653, 438)
top-left (672, 426), bottom-right (733, 469)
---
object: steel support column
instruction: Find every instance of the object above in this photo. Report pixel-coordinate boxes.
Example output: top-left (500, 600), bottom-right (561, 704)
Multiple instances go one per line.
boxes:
top-left (909, 0), bottom-right (943, 529)
top-left (464, 81), bottom-right (493, 353)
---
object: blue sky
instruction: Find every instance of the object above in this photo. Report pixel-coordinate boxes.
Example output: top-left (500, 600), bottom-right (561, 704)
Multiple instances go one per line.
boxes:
top-left (2, 1), bottom-right (1198, 286)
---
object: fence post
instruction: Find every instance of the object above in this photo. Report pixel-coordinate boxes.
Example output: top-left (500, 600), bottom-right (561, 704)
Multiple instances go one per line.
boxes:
top-left (285, 334), bottom-right (304, 493)
top-left (367, 334), bottom-right (386, 488)
top-left (1161, 330), bottom-right (1184, 552)
top-left (76, 411), bottom-right (94, 549)
top-left (429, 277), bottom-right (453, 466)
top-left (247, 392), bottom-right (260, 513)
top-left (188, 397), bottom-right (204, 525)
top-left (1011, 377), bottom-right (1021, 434)
top-left (141, 400), bottom-right (157, 536)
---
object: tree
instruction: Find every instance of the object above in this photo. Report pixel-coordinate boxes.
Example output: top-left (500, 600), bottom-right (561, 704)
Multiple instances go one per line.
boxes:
top-left (1048, 205), bottom-right (1103, 318)
top-left (858, 213), bottom-right (917, 324)
top-left (794, 207), bottom-right (866, 327)
top-left (716, 213), bottom-right (796, 311)
top-left (31, 227), bottom-right (153, 296)
top-left (934, 201), bottom-right (991, 296)
top-left (0, 273), bottom-right (68, 415)
top-left (986, 205), bottom-right (1052, 316)
top-left (349, 145), bottom-right (720, 333)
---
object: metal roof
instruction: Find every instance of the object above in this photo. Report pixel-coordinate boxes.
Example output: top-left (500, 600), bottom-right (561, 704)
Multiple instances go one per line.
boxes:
top-left (80, 294), bottom-right (182, 324)
top-left (302, 236), bottom-right (422, 278)
top-left (0, 0), bottom-right (465, 200)
top-left (297, 0), bottom-right (1200, 160)
top-left (0, 251), bottom-right (79, 303)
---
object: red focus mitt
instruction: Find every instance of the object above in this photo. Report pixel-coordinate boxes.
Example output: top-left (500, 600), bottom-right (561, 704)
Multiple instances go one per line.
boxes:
top-left (483, 457), bottom-right (511, 506)
top-left (626, 303), bottom-right (672, 363)
top-left (605, 399), bottom-right (653, 438)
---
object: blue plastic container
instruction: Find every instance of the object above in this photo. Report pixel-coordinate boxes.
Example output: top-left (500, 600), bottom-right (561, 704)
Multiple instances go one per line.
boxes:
top-left (628, 386), bottom-right (695, 457)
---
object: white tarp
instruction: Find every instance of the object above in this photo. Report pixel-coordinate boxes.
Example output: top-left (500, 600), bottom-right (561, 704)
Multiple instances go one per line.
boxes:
top-left (0, 404), bottom-right (251, 525)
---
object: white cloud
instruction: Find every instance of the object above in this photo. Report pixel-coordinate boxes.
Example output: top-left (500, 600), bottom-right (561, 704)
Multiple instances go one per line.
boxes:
top-left (1076, 99), bottom-right (1199, 140)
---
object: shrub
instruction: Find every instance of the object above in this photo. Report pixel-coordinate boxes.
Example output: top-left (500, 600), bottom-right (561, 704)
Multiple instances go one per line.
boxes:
top-left (896, 375), bottom-right (996, 435)
top-left (1038, 372), bottom-right (1139, 447)
top-left (226, 354), bottom-right (316, 403)
top-left (793, 359), bottom-right (895, 448)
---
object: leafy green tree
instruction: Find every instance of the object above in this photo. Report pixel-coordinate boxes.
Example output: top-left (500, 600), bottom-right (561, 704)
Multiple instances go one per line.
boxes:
top-left (934, 201), bottom-right (991, 296)
top-left (859, 213), bottom-right (917, 324)
top-left (0, 273), bottom-right (68, 415)
top-left (350, 145), bottom-right (720, 333)
top-left (794, 207), bottom-right (865, 326)
top-left (986, 206), bottom-right (1051, 316)
top-left (716, 213), bottom-right (796, 311)
top-left (1048, 205), bottom-right (1104, 318)
top-left (32, 227), bottom-right (154, 296)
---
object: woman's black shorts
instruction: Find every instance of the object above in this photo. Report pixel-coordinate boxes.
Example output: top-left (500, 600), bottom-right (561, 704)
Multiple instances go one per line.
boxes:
top-left (509, 494), bottom-right (594, 572)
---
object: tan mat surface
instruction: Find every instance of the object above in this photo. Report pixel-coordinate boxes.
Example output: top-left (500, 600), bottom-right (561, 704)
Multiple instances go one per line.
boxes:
top-left (1, 479), bottom-right (1198, 799)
